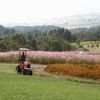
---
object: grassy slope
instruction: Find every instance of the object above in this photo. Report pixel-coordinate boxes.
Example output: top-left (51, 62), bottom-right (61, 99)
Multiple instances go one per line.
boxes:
top-left (71, 41), bottom-right (100, 52)
top-left (0, 63), bottom-right (100, 100)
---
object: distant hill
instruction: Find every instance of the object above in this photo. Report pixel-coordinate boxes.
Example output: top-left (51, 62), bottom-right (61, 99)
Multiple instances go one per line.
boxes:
top-left (12, 25), bottom-right (59, 33)
top-left (57, 12), bottom-right (100, 29)
top-left (0, 25), bottom-right (60, 36)
top-left (0, 25), bottom-right (6, 33)
top-left (1, 12), bottom-right (100, 36)
top-left (11, 12), bottom-right (100, 33)
top-left (0, 24), bottom-right (100, 37)
top-left (70, 26), bottom-right (100, 34)
top-left (0, 25), bottom-right (15, 36)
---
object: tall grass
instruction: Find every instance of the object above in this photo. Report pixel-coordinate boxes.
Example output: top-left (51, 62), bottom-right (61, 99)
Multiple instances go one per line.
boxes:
top-left (0, 55), bottom-right (99, 65)
top-left (0, 51), bottom-right (100, 64)
top-left (0, 56), bottom-right (98, 65)
top-left (0, 56), bottom-right (18, 63)
top-left (29, 57), bottom-right (66, 64)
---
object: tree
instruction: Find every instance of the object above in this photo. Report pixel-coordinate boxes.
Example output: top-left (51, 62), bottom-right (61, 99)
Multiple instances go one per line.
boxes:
top-left (12, 33), bottom-right (27, 47)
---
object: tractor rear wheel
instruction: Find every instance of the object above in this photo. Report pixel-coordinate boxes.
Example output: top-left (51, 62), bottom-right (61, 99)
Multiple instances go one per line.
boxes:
top-left (23, 69), bottom-right (27, 75)
top-left (23, 69), bottom-right (33, 75)
top-left (29, 70), bottom-right (33, 75)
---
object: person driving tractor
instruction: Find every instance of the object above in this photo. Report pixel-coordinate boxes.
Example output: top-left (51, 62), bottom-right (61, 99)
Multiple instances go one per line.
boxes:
top-left (16, 48), bottom-right (33, 75)
top-left (21, 52), bottom-right (26, 63)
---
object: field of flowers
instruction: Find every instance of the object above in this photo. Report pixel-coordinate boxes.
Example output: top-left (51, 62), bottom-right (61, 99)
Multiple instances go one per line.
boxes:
top-left (45, 64), bottom-right (100, 79)
top-left (0, 51), bottom-right (100, 64)
top-left (0, 51), bottom-right (100, 79)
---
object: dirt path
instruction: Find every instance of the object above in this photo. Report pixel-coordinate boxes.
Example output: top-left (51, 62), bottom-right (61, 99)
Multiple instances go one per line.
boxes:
top-left (32, 64), bottom-right (100, 84)
top-left (32, 65), bottom-right (51, 76)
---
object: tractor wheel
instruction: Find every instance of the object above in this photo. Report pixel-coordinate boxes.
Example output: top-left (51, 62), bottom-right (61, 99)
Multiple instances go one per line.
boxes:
top-left (29, 70), bottom-right (33, 75)
top-left (26, 69), bottom-right (33, 75)
top-left (16, 65), bottom-right (22, 74)
top-left (23, 69), bottom-right (27, 75)
top-left (23, 68), bottom-right (33, 76)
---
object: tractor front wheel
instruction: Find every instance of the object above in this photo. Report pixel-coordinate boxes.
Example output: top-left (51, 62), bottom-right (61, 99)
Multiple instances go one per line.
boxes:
top-left (23, 69), bottom-right (33, 76)
top-left (16, 65), bottom-right (22, 74)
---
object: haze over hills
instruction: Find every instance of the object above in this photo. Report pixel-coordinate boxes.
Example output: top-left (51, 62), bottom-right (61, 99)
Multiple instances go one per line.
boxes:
top-left (58, 12), bottom-right (100, 29)
top-left (0, 12), bottom-right (100, 34)
top-left (12, 25), bottom-right (58, 33)
top-left (10, 12), bottom-right (100, 30)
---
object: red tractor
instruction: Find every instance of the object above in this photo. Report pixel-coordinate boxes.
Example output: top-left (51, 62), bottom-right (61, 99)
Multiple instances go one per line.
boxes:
top-left (16, 48), bottom-right (33, 75)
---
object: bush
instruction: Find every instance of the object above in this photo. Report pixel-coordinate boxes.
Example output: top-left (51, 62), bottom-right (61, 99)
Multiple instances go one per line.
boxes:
top-left (45, 64), bottom-right (100, 79)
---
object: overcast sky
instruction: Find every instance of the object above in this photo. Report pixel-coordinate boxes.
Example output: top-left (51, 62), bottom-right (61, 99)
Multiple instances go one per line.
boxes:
top-left (0, 0), bottom-right (100, 26)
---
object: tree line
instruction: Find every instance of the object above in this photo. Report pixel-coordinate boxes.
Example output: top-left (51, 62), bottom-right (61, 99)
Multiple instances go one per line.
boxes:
top-left (73, 31), bottom-right (100, 42)
top-left (0, 25), bottom-right (100, 51)
top-left (0, 28), bottom-right (76, 51)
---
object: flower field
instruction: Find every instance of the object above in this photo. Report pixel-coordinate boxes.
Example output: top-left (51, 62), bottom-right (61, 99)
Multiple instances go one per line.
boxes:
top-left (0, 51), bottom-right (100, 64)
top-left (45, 64), bottom-right (100, 79)
top-left (0, 51), bottom-right (100, 79)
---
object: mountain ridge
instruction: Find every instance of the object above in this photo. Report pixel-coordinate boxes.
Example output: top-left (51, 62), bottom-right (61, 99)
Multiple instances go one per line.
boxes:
top-left (57, 12), bottom-right (100, 29)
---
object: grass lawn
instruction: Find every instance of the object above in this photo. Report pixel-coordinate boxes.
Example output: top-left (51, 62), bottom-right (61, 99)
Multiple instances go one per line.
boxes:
top-left (0, 63), bottom-right (100, 100)
top-left (71, 41), bottom-right (100, 52)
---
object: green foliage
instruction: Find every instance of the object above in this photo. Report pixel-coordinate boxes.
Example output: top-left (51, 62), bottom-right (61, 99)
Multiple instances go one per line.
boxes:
top-left (0, 25), bottom-right (15, 36)
top-left (0, 28), bottom-right (75, 51)
top-left (0, 25), bottom-right (100, 52)
top-left (74, 31), bottom-right (100, 42)
top-left (26, 34), bottom-right (37, 50)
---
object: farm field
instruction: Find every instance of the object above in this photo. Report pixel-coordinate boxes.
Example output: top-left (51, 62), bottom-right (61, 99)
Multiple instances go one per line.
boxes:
top-left (81, 41), bottom-right (100, 52)
top-left (0, 63), bottom-right (100, 100)
top-left (72, 41), bottom-right (100, 52)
